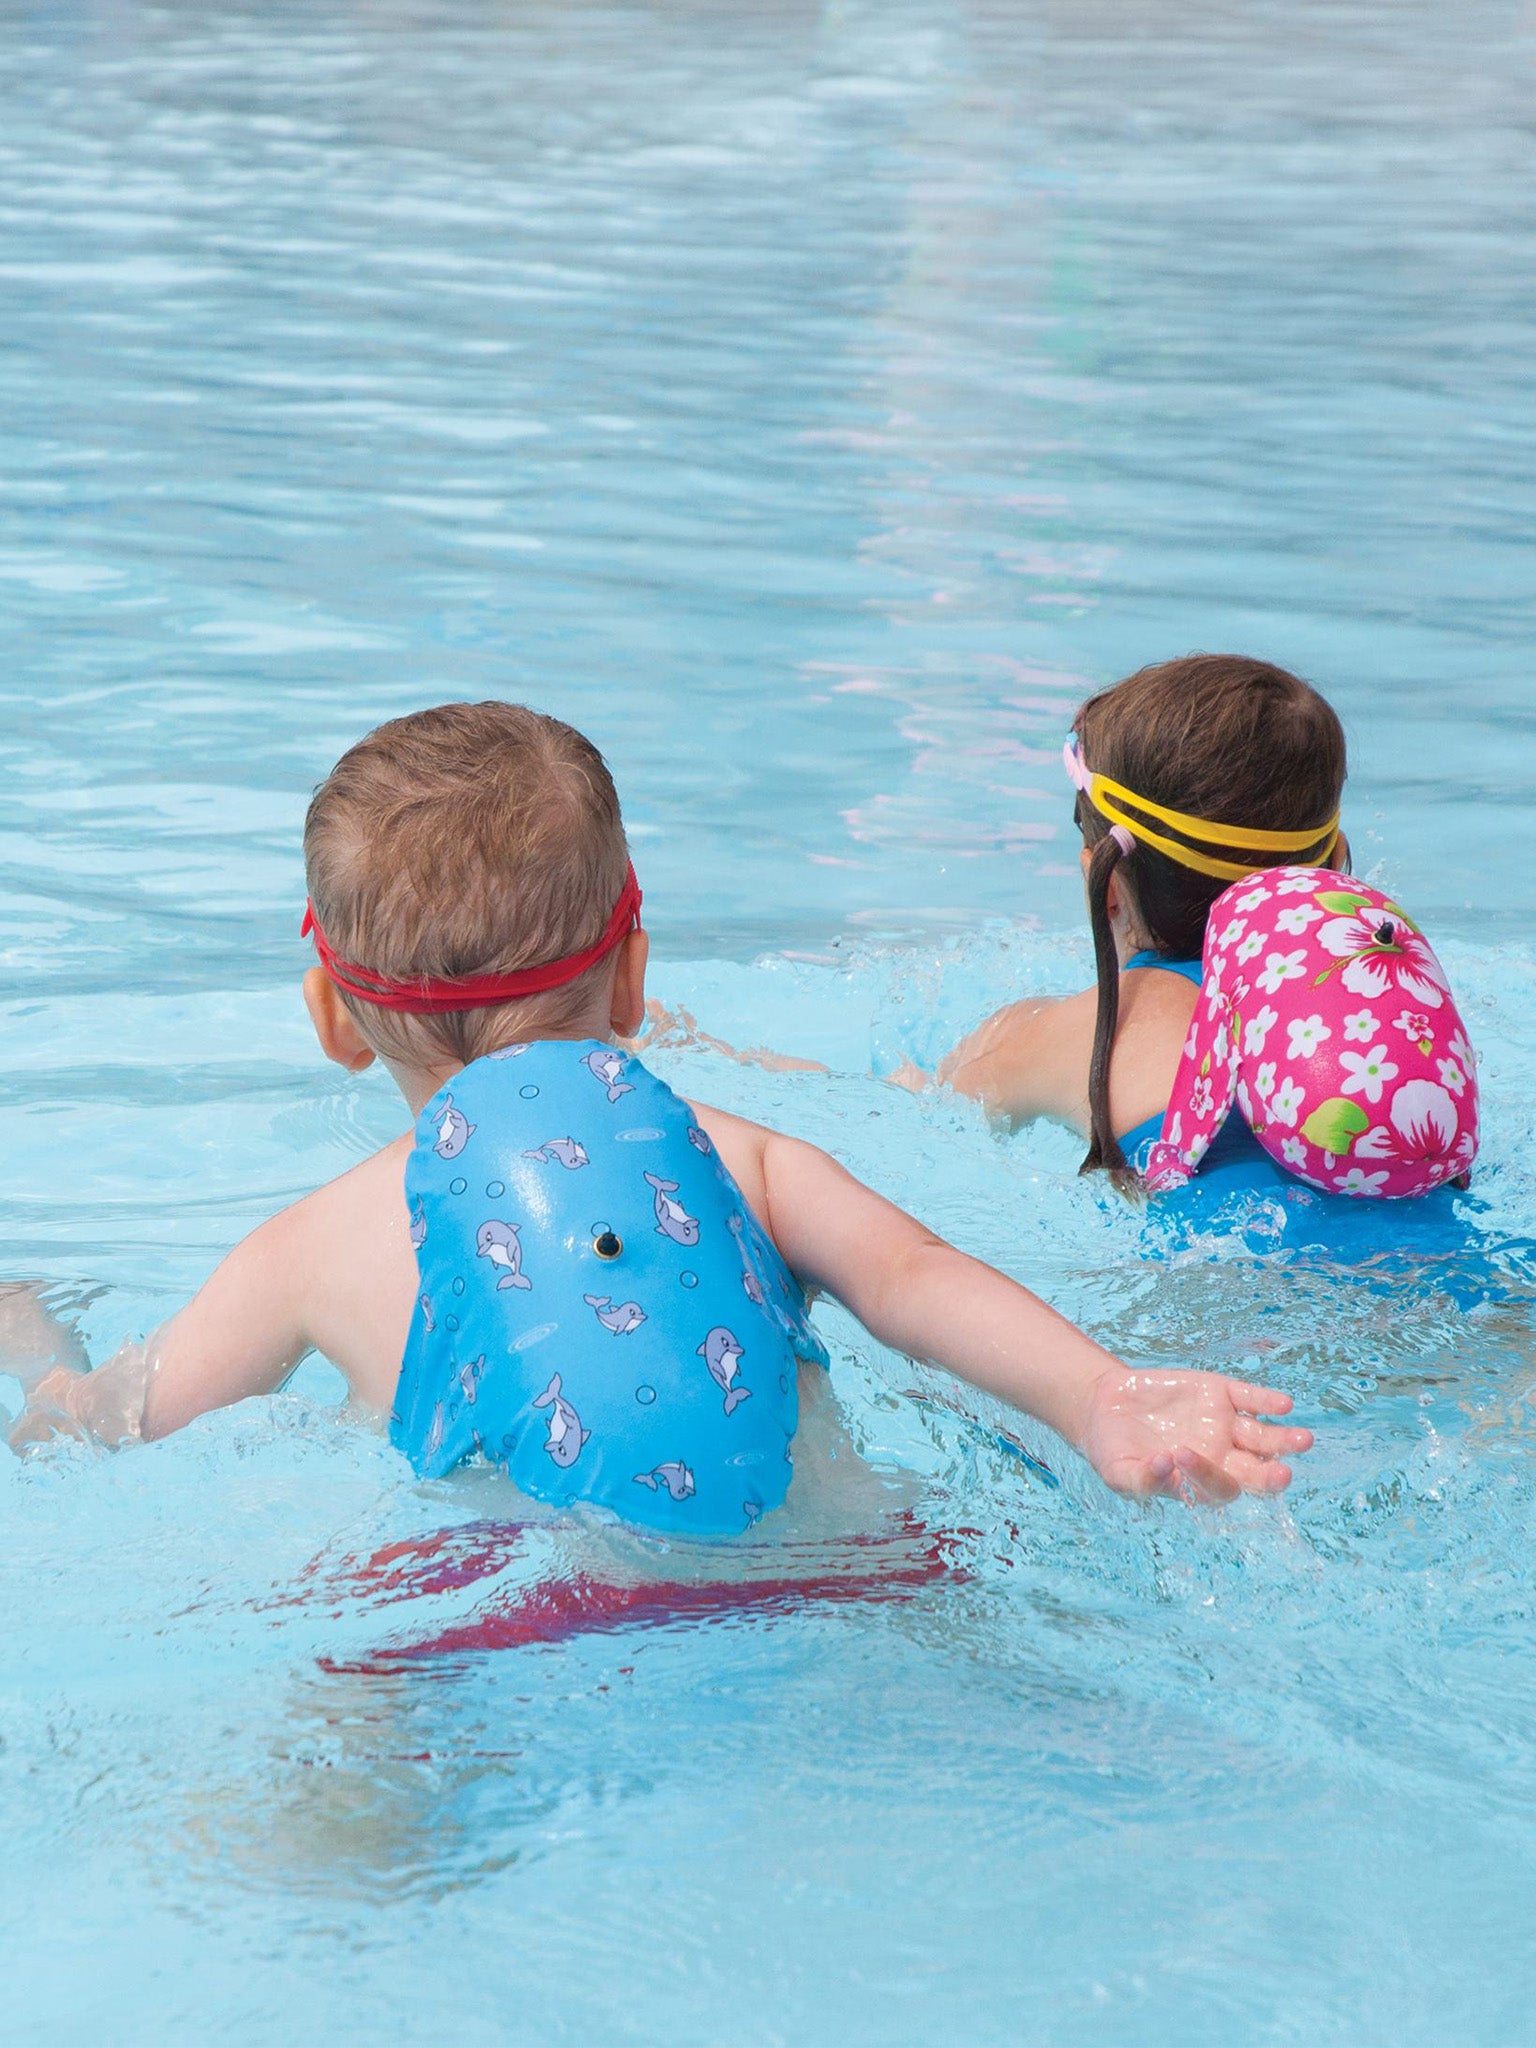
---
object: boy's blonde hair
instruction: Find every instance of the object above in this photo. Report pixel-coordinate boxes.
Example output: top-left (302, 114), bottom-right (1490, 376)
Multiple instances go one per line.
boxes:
top-left (303, 701), bottom-right (631, 1065)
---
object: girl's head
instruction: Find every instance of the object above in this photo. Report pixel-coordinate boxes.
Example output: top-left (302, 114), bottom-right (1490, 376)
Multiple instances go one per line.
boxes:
top-left (1069, 654), bottom-right (1346, 1184)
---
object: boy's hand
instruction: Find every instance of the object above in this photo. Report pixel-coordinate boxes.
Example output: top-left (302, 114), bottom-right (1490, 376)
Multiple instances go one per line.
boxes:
top-left (1080, 1367), bottom-right (1312, 1502)
top-left (7, 1367), bottom-right (91, 1454)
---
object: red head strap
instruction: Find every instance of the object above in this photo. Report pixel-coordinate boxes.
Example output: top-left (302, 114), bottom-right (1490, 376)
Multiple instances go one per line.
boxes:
top-left (301, 863), bottom-right (643, 1015)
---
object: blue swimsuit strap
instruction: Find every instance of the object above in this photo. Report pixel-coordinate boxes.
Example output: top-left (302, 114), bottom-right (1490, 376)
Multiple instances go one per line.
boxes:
top-left (1124, 949), bottom-right (1202, 986)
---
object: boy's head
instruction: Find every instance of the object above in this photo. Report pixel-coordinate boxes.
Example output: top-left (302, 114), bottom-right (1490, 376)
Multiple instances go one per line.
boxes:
top-left (302, 701), bottom-right (644, 1078)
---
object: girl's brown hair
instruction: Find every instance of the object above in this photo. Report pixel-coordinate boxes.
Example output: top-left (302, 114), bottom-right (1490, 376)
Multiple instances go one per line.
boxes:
top-left (1074, 655), bottom-right (1346, 1187)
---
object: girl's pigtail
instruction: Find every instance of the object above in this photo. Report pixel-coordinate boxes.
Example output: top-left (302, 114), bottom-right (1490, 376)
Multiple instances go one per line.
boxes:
top-left (1079, 827), bottom-right (1141, 1196)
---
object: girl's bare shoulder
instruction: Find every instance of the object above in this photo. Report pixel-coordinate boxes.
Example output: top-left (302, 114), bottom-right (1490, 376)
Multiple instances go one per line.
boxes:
top-left (940, 989), bottom-right (1099, 1128)
top-left (940, 967), bottom-right (1199, 1136)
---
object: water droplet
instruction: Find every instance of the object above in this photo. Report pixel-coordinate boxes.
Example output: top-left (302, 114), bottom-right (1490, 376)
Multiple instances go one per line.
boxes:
top-left (450, 1176), bottom-right (467, 1195)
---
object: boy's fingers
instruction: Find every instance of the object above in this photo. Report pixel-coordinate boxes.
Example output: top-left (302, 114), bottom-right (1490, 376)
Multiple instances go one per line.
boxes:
top-left (1104, 1438), bottom-right (1299, 1503)
top-left (1228, 1453), bottom-right (1294, 1492)
top-left (1169, 1447), bottom-right (1240, 1504)
top-left (1232, 1414), bottom-right (1314, 1455)
top-left (1226, 1381), bottom-right (1295, 1415)
top-left (1103, 1450), bottom-right (1175, 1497)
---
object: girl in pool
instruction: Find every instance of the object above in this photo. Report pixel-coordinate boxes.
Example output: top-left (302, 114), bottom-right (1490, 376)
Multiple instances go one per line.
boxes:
top-left (938, 654), bottom-right (1478, 1219)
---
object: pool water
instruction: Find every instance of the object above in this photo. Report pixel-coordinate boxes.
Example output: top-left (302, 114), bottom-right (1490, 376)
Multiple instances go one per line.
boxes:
top-left (4, 1), bottom-right (1536, 2041)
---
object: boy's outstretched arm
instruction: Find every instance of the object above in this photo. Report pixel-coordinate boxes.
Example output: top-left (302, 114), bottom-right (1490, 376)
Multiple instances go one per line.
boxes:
top-left (11, 1139), bottom-right (417, 1450)
top-left (11, 1201), bottom-right (320, 1450)
top-left (725, 1117), bottom-right (1311, 1501)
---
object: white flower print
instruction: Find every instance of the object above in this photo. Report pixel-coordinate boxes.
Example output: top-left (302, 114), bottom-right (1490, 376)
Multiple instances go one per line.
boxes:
top-left (1190, 1075), bottom-right (1214, 1119)
top-left (1274, 870), bottom-right (1322, 895)
top-left (1236, 931), bottom-right (1265, 964)
top-left (1270, 1077), bottom-right (1305, 1128)
top-left (1281, 1135), bottom-right (1308, 1168)
top-left (1335, 1166), bottom-right (1390, 1197)
top-left (1286, 1014), bottom-right (1331, 1061)
top-left (1343, 1008), bottom-right (1380, 1044)
top-left (1256, 949), bottom-right (1308, 995)
top-left (1339, 1044), bottom-right (1400, 1105)
top-left (1448, 1029), bottom-right (1475, 1071)
top-left (1236, 1079), bottom-right (1253, 1120)
top-left (1389, 1080), bottom-right (1459, 1161)
top-left (1243, 1004), bottom-right (1279, 1056)
top-left (1204, 956), bottom-right (1226, 1017)
top-left (1255, 1061), bottom-right (1277, 1101)
top-left (1275, 903), bottom-right (1322, 935)
top-left (1392, 1009), bottom-right (1432, 1042)
top-left (1317, 907), bottom-right (1448, 1009)
top-left (1167, 1111), bottom-right (1183, 1146)
top-left (1352, 1080), bottom-right (1462, 1176)
top-left (1234, 886), bottom-right (1272, 913)
top-left (1438, 1058), bottom-right (1466, 1097)
top-left (1218, 916), bottom-right (1248, 948)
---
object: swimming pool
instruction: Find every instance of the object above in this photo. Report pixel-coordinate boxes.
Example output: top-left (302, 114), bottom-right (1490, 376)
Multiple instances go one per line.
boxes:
top-left (3, 0), bottom-right (1536, 2040)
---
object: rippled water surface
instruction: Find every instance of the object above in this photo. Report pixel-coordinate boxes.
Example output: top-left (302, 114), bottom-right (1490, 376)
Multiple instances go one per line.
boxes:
top-left (4, 2), bottom-right (1536, 2042)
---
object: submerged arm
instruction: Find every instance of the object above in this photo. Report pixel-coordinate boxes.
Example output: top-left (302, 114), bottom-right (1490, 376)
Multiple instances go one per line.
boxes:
top-left (635, 1000), bottom-right (827, 1075)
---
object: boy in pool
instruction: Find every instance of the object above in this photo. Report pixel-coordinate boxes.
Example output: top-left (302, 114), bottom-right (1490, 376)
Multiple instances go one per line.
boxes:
top-left (14, 702), bottom-right (1311, 1521)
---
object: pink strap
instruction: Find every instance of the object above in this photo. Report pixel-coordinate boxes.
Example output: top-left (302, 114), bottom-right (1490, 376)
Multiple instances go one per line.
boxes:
top-left (1142, 956), bottom-right (1240, 1189)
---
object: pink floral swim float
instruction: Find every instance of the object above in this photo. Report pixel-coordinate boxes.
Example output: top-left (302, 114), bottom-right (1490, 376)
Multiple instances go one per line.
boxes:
top-left (1144, 868), bottom-right (1479, 1200)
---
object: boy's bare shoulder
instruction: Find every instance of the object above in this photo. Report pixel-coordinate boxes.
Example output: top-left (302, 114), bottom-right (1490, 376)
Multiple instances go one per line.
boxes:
top-left (254, 1132), bottom-right (414, 1315)
top-left (268, 1131), bottom-right (418, 1407)
top-left (255, 1131), bottom-right (414, 1256)
top-left (680, 1097), bottom-right (772, 1220)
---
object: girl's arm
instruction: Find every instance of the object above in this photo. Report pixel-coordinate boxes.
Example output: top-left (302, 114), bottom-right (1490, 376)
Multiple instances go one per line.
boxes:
top-left (700, 1105), bottom-right (1310, 1500)
top-left (937, 993), bottom-right (1092, 1129)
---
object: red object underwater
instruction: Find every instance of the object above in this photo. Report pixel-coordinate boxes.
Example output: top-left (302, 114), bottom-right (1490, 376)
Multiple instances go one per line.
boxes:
top-left (305, 1514), bottom-right (956, 1674)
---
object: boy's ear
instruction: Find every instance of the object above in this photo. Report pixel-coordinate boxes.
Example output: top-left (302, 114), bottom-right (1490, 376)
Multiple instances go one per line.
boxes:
top-left (303, 968), bottom-right (377, 1073)
top-left (608, 928), bottom-right (649, 1040)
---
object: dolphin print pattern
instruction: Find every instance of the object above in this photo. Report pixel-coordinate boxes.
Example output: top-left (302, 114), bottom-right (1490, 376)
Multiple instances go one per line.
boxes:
top-left (391, 1040), bottom-right (829, 1535)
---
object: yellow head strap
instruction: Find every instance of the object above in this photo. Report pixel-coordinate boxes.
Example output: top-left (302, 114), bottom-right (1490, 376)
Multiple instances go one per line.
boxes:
top-left (1063, 739), bottom-right (1340, 883)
